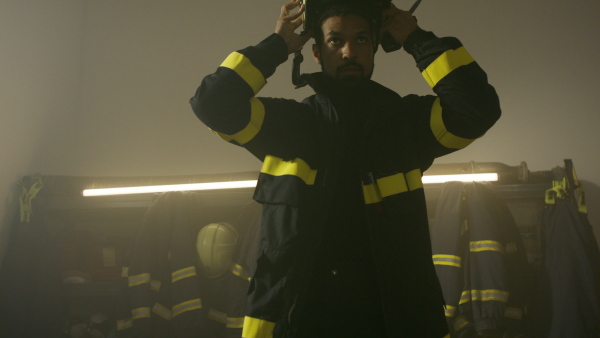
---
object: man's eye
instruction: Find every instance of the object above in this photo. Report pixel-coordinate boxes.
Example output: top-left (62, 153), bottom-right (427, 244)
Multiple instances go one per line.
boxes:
top-left (329, 38), bottom-right (341, 45)
top-left (357, 36), bottom-right (369, 43)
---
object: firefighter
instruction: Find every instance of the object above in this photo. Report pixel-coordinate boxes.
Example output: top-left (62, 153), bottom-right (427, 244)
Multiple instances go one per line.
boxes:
top-left (190, 0), bottom-right (501, 336)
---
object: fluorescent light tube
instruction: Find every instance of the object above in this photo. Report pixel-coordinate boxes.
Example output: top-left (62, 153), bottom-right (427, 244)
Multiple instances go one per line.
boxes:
top-left (82, 173), bottom-right (498, 197)
top-left (82, 180), bottom-right (258, 197)
top-left (421, 173), bottom-right (498, 184)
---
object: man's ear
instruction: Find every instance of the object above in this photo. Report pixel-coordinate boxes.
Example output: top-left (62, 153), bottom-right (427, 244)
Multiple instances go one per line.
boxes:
top-left (312, 44), bottom-right (321, 64)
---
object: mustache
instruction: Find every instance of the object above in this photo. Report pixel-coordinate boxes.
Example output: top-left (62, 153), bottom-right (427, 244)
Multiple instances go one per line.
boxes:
top-left (336, 62), bottom-right (364, 74)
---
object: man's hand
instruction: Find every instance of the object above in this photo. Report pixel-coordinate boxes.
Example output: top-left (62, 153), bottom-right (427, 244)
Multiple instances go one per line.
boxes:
top-left (380, 3), bottom-right (418, 46)
top-left (275, 0), bottom-right (311, 54)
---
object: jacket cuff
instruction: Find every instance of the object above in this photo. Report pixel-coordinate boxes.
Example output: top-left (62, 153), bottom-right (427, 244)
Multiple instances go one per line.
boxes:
top-left (239, 34), bottom-right (289, 79)
top-left (403, 28), bottom-right (438, 56)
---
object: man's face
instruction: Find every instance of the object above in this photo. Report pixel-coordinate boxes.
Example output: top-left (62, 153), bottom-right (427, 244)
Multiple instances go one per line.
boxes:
top-left (312, 14), bottom-right (375, 85)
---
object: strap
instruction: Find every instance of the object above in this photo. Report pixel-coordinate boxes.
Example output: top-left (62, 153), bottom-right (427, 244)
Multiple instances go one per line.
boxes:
top-left (292, 50), bottom-right (308, 89)
top-left (17, 176), bottom-right (43, 222)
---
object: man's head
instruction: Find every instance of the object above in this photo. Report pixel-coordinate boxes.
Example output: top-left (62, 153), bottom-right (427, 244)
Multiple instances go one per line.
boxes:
top-left (311, 4), bottom-right (377, 87)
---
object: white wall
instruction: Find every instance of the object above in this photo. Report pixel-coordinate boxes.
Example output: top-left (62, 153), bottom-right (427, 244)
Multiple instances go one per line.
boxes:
top-left (1, 0), bottom-right (599, 263)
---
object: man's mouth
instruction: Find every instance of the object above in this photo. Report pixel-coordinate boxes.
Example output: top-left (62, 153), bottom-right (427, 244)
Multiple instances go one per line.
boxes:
top-left (337, 64), bottom-right (363, 77)
top-left (340, 65), bottom-right (362, 72)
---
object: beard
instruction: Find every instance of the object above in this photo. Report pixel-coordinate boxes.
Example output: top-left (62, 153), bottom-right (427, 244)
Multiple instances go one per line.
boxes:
top-left (322, 61), bottom-right (373, 93)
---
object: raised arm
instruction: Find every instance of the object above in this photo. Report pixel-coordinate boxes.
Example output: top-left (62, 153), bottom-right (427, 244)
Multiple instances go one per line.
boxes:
top-left (382, 3), bottom-right (501, 157)
top-left (189, 0), bottom-right (315, 160)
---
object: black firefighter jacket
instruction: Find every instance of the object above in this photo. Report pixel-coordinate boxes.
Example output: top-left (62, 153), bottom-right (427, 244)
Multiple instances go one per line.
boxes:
top-left (430, 182), bottom-right (530, 337)
top-left (116, 192), bottom-right (261, 338)
top-left (190, 29), bottom-right (501, 337)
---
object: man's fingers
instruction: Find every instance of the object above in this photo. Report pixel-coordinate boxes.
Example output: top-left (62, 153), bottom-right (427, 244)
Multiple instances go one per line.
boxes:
top-left (282, 0), bottom-right (301, 15)
top-left (282, 3), bottom-right (304, 22)
top-left (290, 13), bottom-right (304, 29)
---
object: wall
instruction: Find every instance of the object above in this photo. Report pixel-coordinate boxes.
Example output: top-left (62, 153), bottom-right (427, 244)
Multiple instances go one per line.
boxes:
top-left (0, 0), bottom-right (85, 265)
top-left (1, 0), bottom-right (599, 264)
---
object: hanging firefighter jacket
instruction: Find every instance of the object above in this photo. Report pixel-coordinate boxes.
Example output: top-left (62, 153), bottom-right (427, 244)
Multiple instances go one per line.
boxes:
top-left (0, 176), bottom-right (65, 338)
top-left (116, 191), bottom-right (206, 337)
top-left (199, 201), bottom-right (262, 338)
top-left (530, 175), bottom-right (600, 337)
top-left (431, 182), bottom-right (530, 337)
top-left (116, 192), bottom-right (262, 338)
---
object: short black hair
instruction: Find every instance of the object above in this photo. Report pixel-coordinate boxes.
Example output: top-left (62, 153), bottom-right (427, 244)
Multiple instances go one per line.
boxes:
top-left (312, 2), bottom-right (380, 48)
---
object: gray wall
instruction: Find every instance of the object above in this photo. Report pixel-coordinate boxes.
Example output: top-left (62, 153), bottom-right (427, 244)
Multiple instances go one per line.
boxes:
top-left (1, 0), bottom-right (599, 264)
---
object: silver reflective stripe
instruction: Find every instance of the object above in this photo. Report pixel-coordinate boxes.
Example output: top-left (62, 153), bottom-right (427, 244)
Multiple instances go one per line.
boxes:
top-left (208, 308), bottom-right (245, 328)
top-left (231, 263), bottom-right (251, 281)
top-left (128, 273), bottom-right (151, 287)
top-left (116, 318), bottom-right (133, 331)
top-left (208, 308), bottom-right (227, 324)
top-left (445, 305), bottom-right (457, 317)
top-left (151, 279), bottom-right (161, 292)
top-left (172, 298), bottom-right (202, 318)
top-left (504, 306), bottom-right (523, 320)
top-left (153, 302), bottom-right (172, 320)
top-left (131, 307), bottom-right (151, 320)
top-left (227, 316), bottom-right (245, 329)
top-left (453, 314), bottom-right (469, 332)
top-left (433, 254), bottom-right (462, 268)
top-left (460, 289), bottom-right (510, 305)
top-left (172, 266), bottom-right (197, 283)
top-left (469, 240), bottom-right (504, 253)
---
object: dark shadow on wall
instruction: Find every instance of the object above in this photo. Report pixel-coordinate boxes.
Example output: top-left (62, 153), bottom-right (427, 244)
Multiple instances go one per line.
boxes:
top-left (581, 180), bottom-right (600, 247)
top-left (0, 181), bottom-right (20, 267)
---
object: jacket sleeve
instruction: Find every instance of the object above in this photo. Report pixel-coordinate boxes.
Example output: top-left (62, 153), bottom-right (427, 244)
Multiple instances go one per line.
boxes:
top-left (402, 28), bottom-right (502, 158)
top-left (189, 34), bottom-right (317, 162)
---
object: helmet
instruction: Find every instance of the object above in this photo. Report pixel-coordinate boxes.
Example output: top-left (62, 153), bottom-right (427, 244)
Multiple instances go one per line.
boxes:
top-left (293, 0), bottom-right (393, 88)
top-left (196, 222), bottom-right (238, 278)
top-left (301, 0), bottom-right (391, 36)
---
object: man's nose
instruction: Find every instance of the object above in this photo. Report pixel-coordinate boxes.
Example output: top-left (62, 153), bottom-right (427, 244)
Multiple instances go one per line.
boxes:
top-left (342, 42), bottom-right (357, 60)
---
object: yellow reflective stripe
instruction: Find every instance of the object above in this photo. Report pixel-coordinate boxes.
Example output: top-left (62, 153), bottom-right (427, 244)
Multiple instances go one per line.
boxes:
top-left (378, 172), bottom-right (408, 197)
top-left (153, 303), bottom-right (172, 320)
top-left (128, 273), bottom-right (150, 287)
top-left (232, 263), bottom-right (252, 281)
top-left (470, 240), bottom-right (504, 253)
top-left (220, 52), bottom-right (266, 95)
top-left (422, 46), bottom-right (475, 88)
top-left (460, 289), bottom-right (510, 305)
top-left (172, 298), bottom-right (202, 318)
top-left (433, 254), bottom-right (462, 268)
top-left (208, 308), bottom-right (227, 323)
top-left (227, 317), bottom-right (245, 329)
top-left (151, 279), bottom-right (161, 292)
top-left (213, 97), bottom-right (265, 145)
top-left (260, 155), bottom-right (317, 185)
top-left (376, 169), bottom-right (423, 199)
top-left (405, 169), bottom-right (423, 190)
top-left (363, 170), bottom-right (423, 204)
top-left (121, 266), bottom-right (129, 277)
top-left (362, 183), bottom-right (382, 204)
top-left (453, 314), bottom-right (469, 332)
top-left (172, 266), bottom-right (197, 283)
top-left (430, 98), bottom-right (476, 149)
top-left (242, 316), bottom-right (276, 338)
top-left (504, 306), bottom-right (524, 320)
top-left (444, 305), bottom-right (457, 317)
top-left (132, 307), bottom-right (151, 320)
top-left (208, 309), bottom-right (245, 329)
top-left (116, 318), bottom-right (133, 331)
